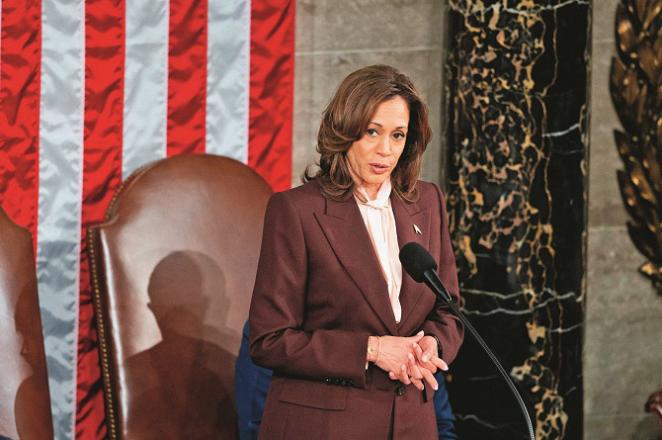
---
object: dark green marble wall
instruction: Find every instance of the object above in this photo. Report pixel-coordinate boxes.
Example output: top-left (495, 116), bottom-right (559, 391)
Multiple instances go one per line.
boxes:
top-left (444, 1), bottom-right (591, 439)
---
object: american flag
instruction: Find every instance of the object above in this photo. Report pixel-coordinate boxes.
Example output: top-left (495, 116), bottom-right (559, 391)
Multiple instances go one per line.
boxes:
top-left (0, 0), bottom-right (295, 438)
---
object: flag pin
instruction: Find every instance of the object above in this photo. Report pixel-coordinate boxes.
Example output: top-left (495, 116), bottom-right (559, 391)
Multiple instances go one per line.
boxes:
top-left (413, 224), bottom-right (422, 235)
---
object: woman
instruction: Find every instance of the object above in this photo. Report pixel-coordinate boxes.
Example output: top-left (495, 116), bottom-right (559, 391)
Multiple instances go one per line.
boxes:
top-left (249, 65), bottom-right (463, 439)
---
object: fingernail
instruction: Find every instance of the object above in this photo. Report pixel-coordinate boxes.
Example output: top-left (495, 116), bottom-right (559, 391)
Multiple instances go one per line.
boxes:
top-left (422, 355), bottom-right (429, 362)
top-left (417, 330), bottom-right (424, 336)
top-left (408, 353), bottom-right (414, 360)
top-left (434, 385), bottom-right (438, 390)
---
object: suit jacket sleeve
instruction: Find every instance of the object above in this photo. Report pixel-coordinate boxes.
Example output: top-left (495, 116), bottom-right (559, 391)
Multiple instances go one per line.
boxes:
top-left (421, 184), bottom-right (465, 364)
top-left (249, 192), bottom-right (370, 387)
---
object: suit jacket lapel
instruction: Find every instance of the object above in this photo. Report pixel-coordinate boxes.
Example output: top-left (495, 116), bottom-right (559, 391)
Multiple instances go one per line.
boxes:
top-left (314, 196), bottom-right (399, 335)
top-left (391, 193), bottom-right (431, 333)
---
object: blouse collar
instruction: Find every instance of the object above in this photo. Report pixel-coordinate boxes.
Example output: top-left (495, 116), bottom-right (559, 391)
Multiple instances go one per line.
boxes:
top-left (355, 179), bottom-right (392, 209)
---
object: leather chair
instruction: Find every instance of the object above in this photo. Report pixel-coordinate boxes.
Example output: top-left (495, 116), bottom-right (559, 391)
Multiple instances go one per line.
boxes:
top-left (0, 208), bottom-right (53, 440)
top-left (646, 389), bottom-right (662, 420)
top-left (88, 155), bottom-right (271, 439)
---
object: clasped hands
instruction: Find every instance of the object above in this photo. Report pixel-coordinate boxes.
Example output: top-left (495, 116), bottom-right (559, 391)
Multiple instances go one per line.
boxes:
top-left (367, 331), bottom-right (448, 391)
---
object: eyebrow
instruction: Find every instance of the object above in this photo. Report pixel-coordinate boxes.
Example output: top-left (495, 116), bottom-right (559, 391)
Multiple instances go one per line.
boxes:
top-left (369, 121), bottom-right (408, 130)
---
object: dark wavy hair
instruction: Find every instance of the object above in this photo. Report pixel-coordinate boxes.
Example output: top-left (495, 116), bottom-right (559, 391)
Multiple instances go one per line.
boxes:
top-left (304, 64), bottom-right (432, 202)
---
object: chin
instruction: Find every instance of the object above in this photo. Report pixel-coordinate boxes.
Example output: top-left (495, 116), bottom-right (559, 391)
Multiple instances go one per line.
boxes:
top-left (364, 176), bottom-right (389, 186)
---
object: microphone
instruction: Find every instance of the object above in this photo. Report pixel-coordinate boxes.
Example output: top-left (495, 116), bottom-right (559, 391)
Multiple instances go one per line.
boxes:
top-left (399, 242), bottom-right (536, 440)
top-left (398, 241), bottom-right (453, 303)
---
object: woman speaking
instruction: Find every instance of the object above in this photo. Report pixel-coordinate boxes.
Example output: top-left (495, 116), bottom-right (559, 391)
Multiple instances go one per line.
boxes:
top-left (249, 65), bottom-right (464, 439)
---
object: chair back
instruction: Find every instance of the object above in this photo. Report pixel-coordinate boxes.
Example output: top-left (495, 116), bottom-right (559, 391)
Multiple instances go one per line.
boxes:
top-left (88, 155), bottom-right (272, 439)
top-left (0, 208), bottom-right (53, 439)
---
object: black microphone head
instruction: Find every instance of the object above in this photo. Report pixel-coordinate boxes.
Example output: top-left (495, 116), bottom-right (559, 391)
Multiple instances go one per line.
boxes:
top-left (399, 242), bottom-right (438, 283)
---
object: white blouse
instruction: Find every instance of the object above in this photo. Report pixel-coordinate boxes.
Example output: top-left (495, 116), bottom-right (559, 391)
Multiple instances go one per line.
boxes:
top-left (354, 180), bottom-right (403, 323)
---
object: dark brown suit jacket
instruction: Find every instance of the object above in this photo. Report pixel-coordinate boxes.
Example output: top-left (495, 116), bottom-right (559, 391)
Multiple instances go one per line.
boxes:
top-left (249, 180), bottom-right (463, 439)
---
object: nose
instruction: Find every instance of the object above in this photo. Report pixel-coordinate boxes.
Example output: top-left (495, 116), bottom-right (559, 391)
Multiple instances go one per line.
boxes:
top-left (376, 134), bottom-right (392, 156)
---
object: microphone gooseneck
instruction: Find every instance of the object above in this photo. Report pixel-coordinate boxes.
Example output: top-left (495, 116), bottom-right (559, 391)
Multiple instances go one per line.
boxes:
top-left (399, 242), bottom-right (536, 440)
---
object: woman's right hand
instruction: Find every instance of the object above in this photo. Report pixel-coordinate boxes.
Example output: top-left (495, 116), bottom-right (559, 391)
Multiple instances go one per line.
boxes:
top-left (370, 331), bottom-right (425, 385)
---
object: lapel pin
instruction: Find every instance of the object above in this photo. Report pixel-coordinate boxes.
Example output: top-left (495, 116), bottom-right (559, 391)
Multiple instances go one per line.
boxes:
top-left (413, 224), bottom-right (422, 235)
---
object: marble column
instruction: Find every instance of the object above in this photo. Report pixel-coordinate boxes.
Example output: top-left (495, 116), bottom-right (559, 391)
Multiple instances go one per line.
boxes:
top-left (443, 1), bottom-right (591, 439)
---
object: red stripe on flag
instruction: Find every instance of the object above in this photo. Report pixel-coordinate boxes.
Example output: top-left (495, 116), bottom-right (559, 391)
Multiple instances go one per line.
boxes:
top-left (0, 0), bottom-right (42, 243)
top-left (167, 0), bottom-right (208, 156)
top-left (76, 1), bottom-right (126, 438)
top-left (248, 0), bottom-right (295, 192)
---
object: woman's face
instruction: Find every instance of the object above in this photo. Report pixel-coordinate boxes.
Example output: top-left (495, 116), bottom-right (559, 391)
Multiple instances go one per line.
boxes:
top-left (346, 96), bottom-right (410, 194)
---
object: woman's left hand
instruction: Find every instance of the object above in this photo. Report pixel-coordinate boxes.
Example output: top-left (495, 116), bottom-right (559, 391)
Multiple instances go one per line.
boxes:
top-left (388, 334), bottom-right (450, 390)
top-left (404, 336), bottom-right (448, 391)
top-left (415, 335), bottom-right (449, 373)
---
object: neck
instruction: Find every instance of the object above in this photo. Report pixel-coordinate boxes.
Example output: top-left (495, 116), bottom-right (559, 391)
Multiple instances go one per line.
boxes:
top-left (347, 163), bottom-right (388, 202)
top-left (361, 182), bottom-right (382, 201)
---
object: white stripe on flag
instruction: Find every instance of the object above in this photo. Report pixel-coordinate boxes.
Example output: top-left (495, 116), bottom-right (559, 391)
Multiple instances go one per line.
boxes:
top-left (36, 0), bottom-right (85, 438)
top-left (122, 0), bottom-right (170, 178)
top-left (205, 0), bottom-right (251, 162)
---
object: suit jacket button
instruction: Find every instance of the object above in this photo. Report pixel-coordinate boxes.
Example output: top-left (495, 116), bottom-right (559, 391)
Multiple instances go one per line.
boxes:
top-left (324, 378), bottom-right (331, 384)
top-left (395, 384), bottom-right (406, 396)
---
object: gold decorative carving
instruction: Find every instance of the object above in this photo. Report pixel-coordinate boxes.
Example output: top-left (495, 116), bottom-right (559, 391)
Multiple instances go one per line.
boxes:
top-left (610, 0), bottom-right (662, 294)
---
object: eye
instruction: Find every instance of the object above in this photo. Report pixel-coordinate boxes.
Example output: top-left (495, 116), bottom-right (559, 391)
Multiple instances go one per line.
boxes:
top-left (366, 128), bottom-right (379, 137)
top-left (393, 132), bottom-right (406, 140)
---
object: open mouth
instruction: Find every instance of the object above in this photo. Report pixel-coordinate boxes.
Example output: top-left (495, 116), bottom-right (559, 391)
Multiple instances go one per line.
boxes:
top-left (369, 163), bottom-right (390, 174)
